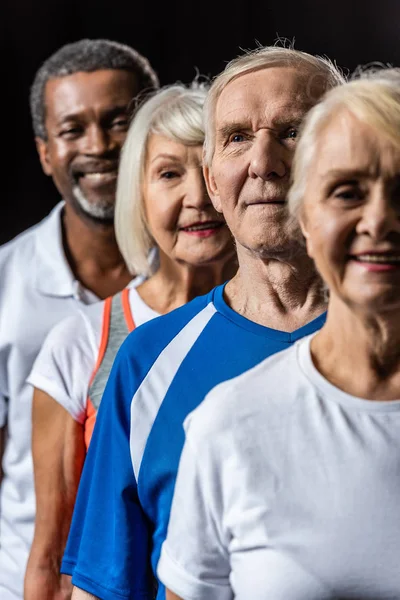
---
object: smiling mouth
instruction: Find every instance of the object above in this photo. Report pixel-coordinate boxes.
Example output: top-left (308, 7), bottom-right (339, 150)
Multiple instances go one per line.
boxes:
top-left (78, 171), bottom-right (118, 183)
top-left (179, 221), bottom-right (225, 232)
top-left (350, 254), bottom-right (400, 264)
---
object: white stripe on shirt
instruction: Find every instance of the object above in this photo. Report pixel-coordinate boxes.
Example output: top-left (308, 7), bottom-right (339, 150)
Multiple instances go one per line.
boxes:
top-left (129, 302), bottom-right (217, 480)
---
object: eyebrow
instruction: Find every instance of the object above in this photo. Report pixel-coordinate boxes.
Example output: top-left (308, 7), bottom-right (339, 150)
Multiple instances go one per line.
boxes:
top-left (321, 168), bottom-right (377, 182)
top-left (150, 153), bottom-right (182, 164)
top-left (216, 114), bottom-right (306, 139)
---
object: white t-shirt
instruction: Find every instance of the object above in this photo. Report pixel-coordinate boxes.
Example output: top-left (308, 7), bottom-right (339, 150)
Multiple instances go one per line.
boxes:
top-left (0, 203), bottom-right (101, 600)
top-left (28, 287), bottom-right (159, 423)
top-left (158, 334), bottom-right (400, 600)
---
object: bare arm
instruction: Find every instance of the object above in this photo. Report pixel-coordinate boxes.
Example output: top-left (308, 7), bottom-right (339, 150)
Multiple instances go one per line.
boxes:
top-left (24, 388), bottom-right (86, 600)
top-left (166, 591), bottom-right (184, 600)
top-left (72, 587), bottom-right (99, 600)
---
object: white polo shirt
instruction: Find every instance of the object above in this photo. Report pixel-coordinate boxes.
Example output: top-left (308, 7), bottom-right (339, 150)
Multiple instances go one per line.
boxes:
top-left (0, 202), bottom-right (102, 600)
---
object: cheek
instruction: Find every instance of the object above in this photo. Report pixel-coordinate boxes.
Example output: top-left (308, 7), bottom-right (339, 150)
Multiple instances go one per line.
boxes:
top-left (304, 208), bottom-right (352, 275)
top-left (213, 158), bottom-right (243, 198)
top-left (145, 194), bottom-right (181, 240)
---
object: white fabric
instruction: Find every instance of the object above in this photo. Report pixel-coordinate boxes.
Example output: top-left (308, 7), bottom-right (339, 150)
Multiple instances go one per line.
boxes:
top-left (28, 287), bottom-right (159, 423)
top-left (158, 334), bottom-right (400, 600)
top-left (129, 302), bottom-right (216, 481)
top-left (0, 202), bottom-right (102, 600)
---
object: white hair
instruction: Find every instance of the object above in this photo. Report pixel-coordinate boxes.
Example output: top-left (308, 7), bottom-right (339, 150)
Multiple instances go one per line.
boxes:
top-left (288, 66), bottom-right (400, 223)
top-left (114, 80), bottom-right (209, 276)
top-left (203, 43), bottom-right (346, 167)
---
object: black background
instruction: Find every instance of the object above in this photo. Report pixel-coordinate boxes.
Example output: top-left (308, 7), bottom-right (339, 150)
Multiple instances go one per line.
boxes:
top-left (3, 0), bottom-right (400, 244)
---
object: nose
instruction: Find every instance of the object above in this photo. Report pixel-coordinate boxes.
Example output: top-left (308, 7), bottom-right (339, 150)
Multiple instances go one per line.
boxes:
top-left (82, 124), bottom-right (111, 156)
top-left (356, 187), bottom-right (400, 240)
top-left (248, 131), bottom-right (287, 180)
top-left (183, 169), bottom-right (212, 209)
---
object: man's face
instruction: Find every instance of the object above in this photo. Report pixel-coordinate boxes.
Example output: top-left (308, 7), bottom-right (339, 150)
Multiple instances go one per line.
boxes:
top-left (204, 66), bottom-right (320, 259)
top-left (36, 69), bottom-right (139, 223)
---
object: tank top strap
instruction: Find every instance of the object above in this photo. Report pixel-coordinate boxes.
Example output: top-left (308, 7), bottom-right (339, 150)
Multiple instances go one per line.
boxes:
top-left (87, 288), bottom-right (136, 412)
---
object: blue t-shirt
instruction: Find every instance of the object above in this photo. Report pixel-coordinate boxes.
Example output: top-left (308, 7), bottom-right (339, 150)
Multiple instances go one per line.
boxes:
top-left (63, 284), bottom-right (326, 600)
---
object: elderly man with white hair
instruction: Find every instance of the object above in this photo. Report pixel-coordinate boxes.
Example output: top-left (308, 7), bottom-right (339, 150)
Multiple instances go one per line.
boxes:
top-left (68, 44), bottom-right (344, 600)
top-left (160, 67), bottom-right (400, 600)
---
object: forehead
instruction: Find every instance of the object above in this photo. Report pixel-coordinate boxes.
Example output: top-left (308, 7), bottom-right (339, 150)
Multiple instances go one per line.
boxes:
top-left (44, 69), bottom-right (138, 118)
top-left (216, 66), bottom-right (316, 129)
top-left (313, 111), bottom-right (400, 180)
top-left (146, 133), bottom-right (202, 163)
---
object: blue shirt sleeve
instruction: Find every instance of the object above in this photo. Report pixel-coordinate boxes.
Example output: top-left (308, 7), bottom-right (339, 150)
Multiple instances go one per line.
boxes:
top-left (62, 337), bottom-right (156, 600)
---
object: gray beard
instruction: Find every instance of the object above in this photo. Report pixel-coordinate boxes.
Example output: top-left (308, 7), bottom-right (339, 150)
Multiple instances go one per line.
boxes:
top-left (72, 185), bottom-right (115, 221)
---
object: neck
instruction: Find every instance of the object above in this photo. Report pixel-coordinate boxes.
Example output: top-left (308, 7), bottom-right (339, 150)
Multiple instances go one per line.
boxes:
top-left (137, 250), bottom-right (238, 314)
top-left (225, 243), bottom-right (327, 331)
top-left (312, 297), bottom-right (400, 400)
top-left (62, 203), bottom-right (132, 299)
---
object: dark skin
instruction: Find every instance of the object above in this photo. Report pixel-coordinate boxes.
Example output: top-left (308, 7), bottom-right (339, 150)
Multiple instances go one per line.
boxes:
top-left (24, 68), bottom-right (141, 600)
top-left (35, 69), bottom-right (138, 299)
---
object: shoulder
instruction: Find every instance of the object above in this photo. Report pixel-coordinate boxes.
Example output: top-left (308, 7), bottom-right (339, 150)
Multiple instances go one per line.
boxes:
top-left (0, 205), bottom-right (61, 275)
top-left (0, 221), bottom-right (40, 266)
top-left (184, 340), bottom-right (305, 447)
top-left (43, 304), bottom-right (103, 361)
top-left (121, 289), bottom-right (217, 360)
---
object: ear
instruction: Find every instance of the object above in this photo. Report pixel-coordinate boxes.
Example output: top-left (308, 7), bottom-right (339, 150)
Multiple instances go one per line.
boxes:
top-left (35, 137), bottom-right (53, 176)
top-left (203, 163), bottom-right (222, 213)
top-left (299, 214), bottom-right (314, 259)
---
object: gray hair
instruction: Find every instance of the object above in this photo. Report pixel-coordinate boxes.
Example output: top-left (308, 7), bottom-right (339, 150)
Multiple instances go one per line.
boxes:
top-left (30, 38), bottom-right (159, 140)
top-left (114, 80), bottom-right (209, 276)
top-left (203, 42), bottom-right (346, 167)
top-left (288, 65), bottom-right (400, 223)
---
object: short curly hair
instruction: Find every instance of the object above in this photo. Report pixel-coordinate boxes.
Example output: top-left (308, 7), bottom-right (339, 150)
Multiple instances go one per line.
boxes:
top-left (30, 38), bottom-right (159, 140)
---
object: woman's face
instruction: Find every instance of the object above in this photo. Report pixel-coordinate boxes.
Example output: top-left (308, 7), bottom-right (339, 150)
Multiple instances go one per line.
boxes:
top-left (142, 134), bottom-right (233, 268)
top-left (301, 110), bottom-right (400, 313)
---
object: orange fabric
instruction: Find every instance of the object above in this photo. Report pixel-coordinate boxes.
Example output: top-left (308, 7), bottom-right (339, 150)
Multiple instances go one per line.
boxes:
top-left (84, 290), bottom-right (136, 450)
top-left (84, 297), bottom-right (112, 450)
top-left (84, 399), bottom-right (96, 450)
top-left (121, 287), bottom-right (136, 332)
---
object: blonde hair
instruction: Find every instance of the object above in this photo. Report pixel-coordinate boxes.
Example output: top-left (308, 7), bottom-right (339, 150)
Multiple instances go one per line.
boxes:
top-left (288, 66), bottom-right (400, 222)
top-left (203, 43), bottom-right (345, 167)
top-left (114, 80), bottom-right (209, 276)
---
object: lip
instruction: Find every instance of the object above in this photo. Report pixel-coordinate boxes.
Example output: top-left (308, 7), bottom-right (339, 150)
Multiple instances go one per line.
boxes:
top-left (179, 220), bottom-right (225, 238)
top-left (246, 199), bottom-right (286, 206)
top-left (348, 251), bottom-right (400, 272)
top-left (350, 250), bottom-right (400, 257)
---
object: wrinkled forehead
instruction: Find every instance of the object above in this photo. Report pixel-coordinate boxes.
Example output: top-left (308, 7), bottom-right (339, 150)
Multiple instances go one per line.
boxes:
top-left (215, 66), bottom-right (324, 128)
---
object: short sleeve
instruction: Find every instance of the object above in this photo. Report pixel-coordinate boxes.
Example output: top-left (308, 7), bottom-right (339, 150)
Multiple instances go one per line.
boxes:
top-left (27, 311), bottom-right (100, 423)
top-left (62, 338), bottom-right (154, 600)
top-left (157, 411), bottom-right (232, 600)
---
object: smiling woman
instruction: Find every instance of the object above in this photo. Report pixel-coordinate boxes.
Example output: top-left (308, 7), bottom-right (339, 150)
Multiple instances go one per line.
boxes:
top-left (26, 80), bottom-right (237, 600)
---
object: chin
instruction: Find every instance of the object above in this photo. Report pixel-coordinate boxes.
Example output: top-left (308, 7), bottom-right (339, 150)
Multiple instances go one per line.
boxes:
top-left (344, 287), bottom-right (400, 315)
top-left (72, 186), bottom-right (115, 222)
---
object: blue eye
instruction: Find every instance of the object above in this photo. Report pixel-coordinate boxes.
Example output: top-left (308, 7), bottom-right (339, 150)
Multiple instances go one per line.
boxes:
top-left (230, 134), bottom-right (245, 143)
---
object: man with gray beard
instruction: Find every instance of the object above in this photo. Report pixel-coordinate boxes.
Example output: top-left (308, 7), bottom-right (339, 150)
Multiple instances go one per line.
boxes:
top-left (0, 38), bottom-right (158, 600)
